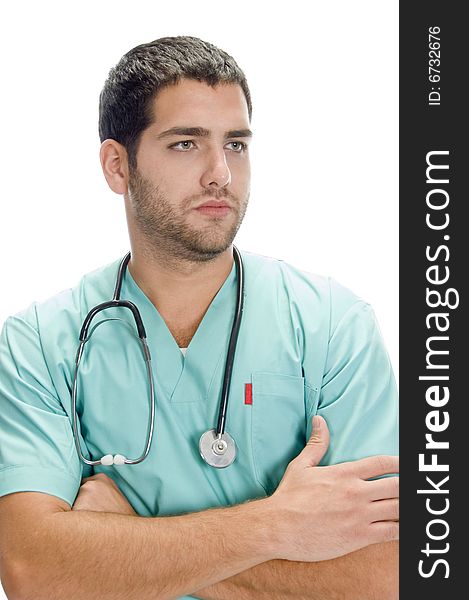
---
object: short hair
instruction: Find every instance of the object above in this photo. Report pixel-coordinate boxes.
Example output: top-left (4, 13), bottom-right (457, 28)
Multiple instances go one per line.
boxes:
top-left (99, 36), bottom-right (252, 169)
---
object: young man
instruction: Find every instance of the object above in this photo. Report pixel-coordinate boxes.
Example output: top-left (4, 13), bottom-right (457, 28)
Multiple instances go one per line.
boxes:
top-left (0, 37), bottom-right (398, 599)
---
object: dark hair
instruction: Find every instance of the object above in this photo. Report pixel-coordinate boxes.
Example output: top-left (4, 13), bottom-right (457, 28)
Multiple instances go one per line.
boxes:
top-left (99, 36), bottom-right (252, 169)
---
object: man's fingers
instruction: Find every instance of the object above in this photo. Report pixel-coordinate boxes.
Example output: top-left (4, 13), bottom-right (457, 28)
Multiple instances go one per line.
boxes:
top-left (346, 455), bottom-right (399, 480)
top-left (297, 415), bottom-right (330, 467)
top-left (368, 499), bottom-right (399, 522)
top-left (369, 520), bottom-right (400, 544)
top-left (366, 475), bottom-right (399, 501)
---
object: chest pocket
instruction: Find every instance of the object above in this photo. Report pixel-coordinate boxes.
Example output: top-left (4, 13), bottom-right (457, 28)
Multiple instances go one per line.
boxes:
top-left (251, 371), bottom-right (310, 495)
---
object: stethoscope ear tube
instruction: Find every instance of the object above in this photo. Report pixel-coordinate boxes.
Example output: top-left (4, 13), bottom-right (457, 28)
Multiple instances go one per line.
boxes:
top-left (72, 331), bottom-right (156, 467)
top-left (71, 252), bottom-right (155, 467)
top-left (79, 299), bottom-right (147, 342)
top-left (113, 252), bottom-right (131, 301)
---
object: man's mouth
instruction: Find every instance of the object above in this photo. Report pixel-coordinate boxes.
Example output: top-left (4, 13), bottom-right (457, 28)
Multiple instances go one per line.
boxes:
top-left (194, 199), bottom-right (232, 216)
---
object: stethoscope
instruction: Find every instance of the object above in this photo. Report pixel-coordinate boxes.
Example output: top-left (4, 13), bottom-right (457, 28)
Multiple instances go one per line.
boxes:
top-left (71, 246), bottom-right (244, 469)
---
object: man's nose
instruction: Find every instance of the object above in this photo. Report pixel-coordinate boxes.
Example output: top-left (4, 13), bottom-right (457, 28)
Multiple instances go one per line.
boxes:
top-left (200, 148), bottom-right (231, 188)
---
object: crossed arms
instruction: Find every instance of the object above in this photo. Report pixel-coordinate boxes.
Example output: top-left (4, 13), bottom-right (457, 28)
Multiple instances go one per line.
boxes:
top-left (1, 417), bottom-right (398, 600)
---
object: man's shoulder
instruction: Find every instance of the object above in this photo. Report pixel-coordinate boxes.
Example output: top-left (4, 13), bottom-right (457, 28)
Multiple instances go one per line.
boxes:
top-left (242, 249), bottom-right (366, 323)
top-left (6, 257), bottom-right (122, 334)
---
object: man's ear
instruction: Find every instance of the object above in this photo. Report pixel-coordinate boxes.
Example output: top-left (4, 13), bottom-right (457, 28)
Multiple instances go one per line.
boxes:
top-left (100, 139), bottom-right (130, 195)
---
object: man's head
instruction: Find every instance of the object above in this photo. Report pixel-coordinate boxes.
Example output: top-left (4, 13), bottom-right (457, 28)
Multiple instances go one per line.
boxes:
top-left (99, 36), bottom-right (252, 171)
top-left (99, 36), bottom-right (252, 262)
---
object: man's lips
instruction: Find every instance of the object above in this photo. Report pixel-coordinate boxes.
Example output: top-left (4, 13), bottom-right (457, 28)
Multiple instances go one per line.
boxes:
top-left (196, 199), bottom-right (230, 208)
top-left (194, 199), bottom-right (232, 216)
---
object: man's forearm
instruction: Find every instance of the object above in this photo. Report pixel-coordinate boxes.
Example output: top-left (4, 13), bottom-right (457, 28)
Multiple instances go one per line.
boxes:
top-left (195, 542), bottom-right (399, 600)
top-left (12, 499), bottom-right (275, 600)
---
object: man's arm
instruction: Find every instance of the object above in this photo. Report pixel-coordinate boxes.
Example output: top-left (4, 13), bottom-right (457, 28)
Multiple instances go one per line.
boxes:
top-left (1, 494), bottom-right (396, 600)
top-left (2, 491), bottom-right (274, 600)
top-left (194, 542), bottom-right (398, 600)
top-left (1, 418), bottom-right (398, 600)
top-left (71, 472), bottom-right (397, 600)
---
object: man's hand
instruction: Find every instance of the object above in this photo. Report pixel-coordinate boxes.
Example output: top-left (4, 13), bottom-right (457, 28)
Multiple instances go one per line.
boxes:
top-left (267, 415), bottom-right (399, 562)
top-left (193, 415), bottom-right (399, 600)
top-left (72, 473), bottom-right (137, 516)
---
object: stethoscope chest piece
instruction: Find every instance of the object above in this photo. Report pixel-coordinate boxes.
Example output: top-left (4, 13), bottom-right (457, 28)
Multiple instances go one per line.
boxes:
top-left (199, 429), bottom-right (236, 468)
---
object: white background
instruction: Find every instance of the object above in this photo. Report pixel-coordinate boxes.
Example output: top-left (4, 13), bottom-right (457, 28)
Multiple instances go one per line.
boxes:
top-left (0, 1), bottom-right (397, 593)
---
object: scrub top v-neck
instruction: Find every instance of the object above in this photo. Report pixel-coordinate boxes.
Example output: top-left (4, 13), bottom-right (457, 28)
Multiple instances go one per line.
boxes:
top-left (123, 257), bottom-right (238, 406)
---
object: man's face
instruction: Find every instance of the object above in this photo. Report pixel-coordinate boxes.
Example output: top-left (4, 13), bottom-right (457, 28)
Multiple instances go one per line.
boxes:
top-left (126, 79), bottom-right (252, 262)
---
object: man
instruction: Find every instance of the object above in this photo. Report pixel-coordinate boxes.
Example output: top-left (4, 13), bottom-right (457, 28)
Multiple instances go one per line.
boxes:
top-left (0, 36), bottom-right (398, 599)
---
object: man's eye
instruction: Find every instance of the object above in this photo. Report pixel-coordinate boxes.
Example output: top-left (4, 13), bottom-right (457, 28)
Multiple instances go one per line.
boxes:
top-left (171, 140), bottom-right (195, 151)
top-left (226, 141), bottom-right (247, 153)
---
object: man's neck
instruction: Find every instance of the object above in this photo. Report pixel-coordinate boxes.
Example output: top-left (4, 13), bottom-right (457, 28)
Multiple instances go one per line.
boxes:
top-left (127, 244), bottom-right (235, 327)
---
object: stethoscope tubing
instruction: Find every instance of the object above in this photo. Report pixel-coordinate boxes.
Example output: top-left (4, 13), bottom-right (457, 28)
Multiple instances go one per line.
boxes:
top-left (215, 245), bottom-right (244, 436)
top-left (71, 246), bottom-right (244, 468)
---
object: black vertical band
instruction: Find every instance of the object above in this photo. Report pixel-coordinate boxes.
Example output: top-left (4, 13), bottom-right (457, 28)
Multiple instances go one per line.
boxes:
top-left (400, 2), bottom-right (465, 595)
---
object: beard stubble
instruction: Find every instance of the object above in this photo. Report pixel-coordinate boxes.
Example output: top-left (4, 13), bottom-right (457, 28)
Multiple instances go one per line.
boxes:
top-left (128, 167), bottom-right (249, 263)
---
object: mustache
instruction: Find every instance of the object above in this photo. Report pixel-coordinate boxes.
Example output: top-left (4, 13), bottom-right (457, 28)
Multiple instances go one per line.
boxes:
top-left (188, 188), bottom-right (238, 207)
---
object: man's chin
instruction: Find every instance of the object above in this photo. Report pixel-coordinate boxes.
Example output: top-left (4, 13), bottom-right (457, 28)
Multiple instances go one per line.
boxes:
top-left (185, 242), bottom-right (234, 261)
top-left (179, 232), bottom-right (237, 260)
top-left (179, 220), bottom-right (240, 255)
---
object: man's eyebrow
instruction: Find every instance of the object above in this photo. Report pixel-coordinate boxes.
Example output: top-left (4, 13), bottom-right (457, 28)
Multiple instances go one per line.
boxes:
top-left (156, 127), bottom-right (253, 140)
top-left (225, 129), bottom-right (253, 139)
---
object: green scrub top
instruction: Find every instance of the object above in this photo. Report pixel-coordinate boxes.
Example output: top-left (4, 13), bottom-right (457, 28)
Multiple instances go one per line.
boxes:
top-left (0, 250), bottom-right (398, 599)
